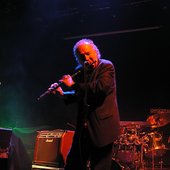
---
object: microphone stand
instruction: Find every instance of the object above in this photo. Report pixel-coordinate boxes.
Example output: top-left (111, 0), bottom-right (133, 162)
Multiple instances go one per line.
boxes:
top-left (83, 62), bottom-right (90, 116)
top-left (81, 62), bottom-right (91, 170)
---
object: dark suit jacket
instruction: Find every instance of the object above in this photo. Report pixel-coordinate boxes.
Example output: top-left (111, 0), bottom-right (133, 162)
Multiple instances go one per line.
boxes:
top-left (68, 59), bottom-right (120, 147)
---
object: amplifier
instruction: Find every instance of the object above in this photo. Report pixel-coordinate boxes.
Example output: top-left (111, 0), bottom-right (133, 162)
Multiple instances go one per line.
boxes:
top-left (0, 128), bottom-right (12, 150)
top-left (32, 164), bottom-right (64, 170)
top-left (0, 128), bottom-right (12, 159)
top-left (33, 129), bottom-right (74, 168)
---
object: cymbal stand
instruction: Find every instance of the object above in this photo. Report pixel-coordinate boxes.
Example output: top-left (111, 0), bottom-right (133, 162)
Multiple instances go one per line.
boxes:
top-left (151, 149), bottom-right (155, 170)
top-left (150, 147), bottom-right (164, 170)
top-left (160, 157), bottom-right (163, 170)
top-left (86, 159), bottom-right (91, 170)
top-left (140, 142), bottom-right (145, 170)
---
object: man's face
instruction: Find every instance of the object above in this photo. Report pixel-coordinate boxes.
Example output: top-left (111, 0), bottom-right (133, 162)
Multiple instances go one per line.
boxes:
top-left (76, 42), bottom-right (99, 69)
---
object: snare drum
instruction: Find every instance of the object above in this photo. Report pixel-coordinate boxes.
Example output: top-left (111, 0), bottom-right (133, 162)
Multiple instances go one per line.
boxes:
top-left (143, 132), bottom-right (166, 158)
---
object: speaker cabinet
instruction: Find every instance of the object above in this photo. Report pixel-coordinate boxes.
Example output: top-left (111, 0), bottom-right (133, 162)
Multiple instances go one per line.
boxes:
top-left (33, 130), bottom-right (74, 167)
top-left (0, 128), bottom-right (12, 151)
top-left (0, 128), bottom-right (12, 170)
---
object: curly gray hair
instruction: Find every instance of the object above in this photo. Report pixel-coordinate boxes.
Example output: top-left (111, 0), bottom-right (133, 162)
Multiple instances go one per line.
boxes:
top-left (73, 38), bottom-right (101, 65)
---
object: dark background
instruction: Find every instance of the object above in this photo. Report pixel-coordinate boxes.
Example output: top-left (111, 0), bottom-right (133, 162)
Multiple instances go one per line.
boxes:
top-left (0, 0), bottom-right (169, 129)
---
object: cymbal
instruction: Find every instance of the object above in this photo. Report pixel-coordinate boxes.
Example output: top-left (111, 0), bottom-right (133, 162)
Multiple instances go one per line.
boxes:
top-left (146, 112), bottom-right (170, 128)
top-left (120, 121), bottom-right (148, 129)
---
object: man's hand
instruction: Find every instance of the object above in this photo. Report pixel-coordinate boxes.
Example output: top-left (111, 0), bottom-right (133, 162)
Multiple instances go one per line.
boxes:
top-left (59, 75), bottom-right (75, 87)
top-left (48, 82), bottom-right (64, 95)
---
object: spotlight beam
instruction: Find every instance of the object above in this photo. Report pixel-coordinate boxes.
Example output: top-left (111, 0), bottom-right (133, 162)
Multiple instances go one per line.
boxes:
top-left (64, 26), bottom-right (161, 40)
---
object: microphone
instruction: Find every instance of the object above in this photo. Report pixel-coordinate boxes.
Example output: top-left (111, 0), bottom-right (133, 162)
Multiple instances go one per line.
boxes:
top-left (84, 61), bottom-right (89, 70)
top-left (84, 61), bottom-right (88, 65)
top-left (84, 60), bottom-right (97, 69)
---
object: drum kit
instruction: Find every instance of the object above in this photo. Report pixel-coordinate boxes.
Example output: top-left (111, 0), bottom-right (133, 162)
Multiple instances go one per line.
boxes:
top-left (112, 111), bottom-right (170, 170)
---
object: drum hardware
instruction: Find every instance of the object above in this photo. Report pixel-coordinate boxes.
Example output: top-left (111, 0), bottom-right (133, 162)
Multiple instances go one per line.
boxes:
top-left (141, 130), bottom-right (170, 170)
top-left (142, 110), bottom-right (170, 169)
top-left (113, 120), bottom-right (170, 170)
top-left (113, 115), bottom-right (170, 170)
top-left (113, 124), bottom-right (144, 170)
top-left (144, 147), bottom-right (170, 170)
top-left (142, 131), bottom-right (166, 158)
